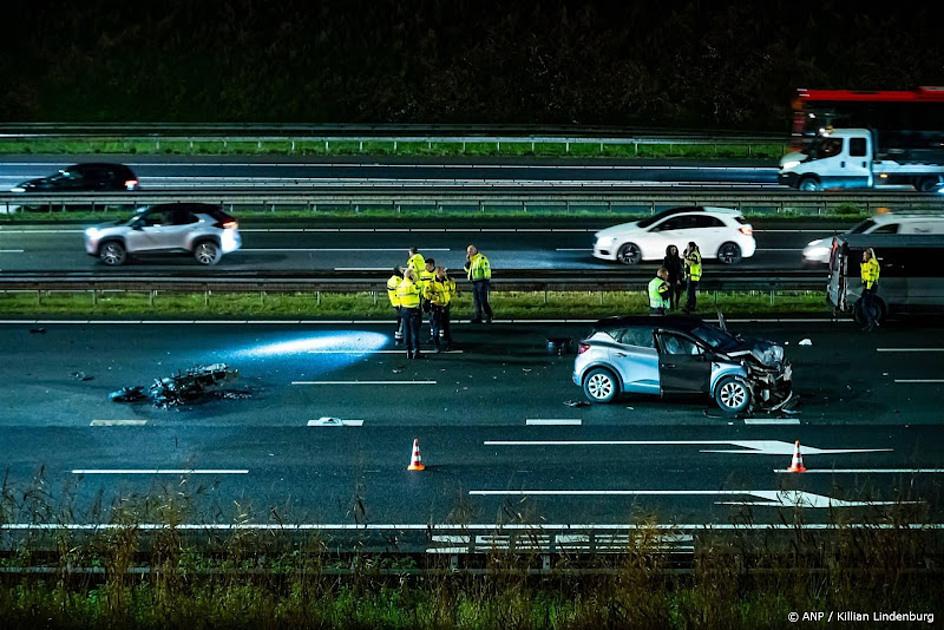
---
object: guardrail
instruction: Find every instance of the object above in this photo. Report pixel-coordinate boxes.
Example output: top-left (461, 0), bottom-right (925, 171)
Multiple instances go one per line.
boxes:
top-left (2, 189), bottom-right (941, 216)
top-left (0, 122), bottom-right (788, 156)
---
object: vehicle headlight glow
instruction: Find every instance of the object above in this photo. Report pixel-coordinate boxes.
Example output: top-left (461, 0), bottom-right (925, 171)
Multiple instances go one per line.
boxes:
top-left (235, 331), bottom-right (389, 358)
top-left (85, 227), bottom-right (100, 238)
top-left (9, 186), bottom-right (25, 193)
top-left (781, 160), bottom-right (801, 171)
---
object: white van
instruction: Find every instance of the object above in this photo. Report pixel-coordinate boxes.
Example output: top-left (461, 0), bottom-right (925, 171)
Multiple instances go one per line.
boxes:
top-left (803, 213), bottom-right (944, 263)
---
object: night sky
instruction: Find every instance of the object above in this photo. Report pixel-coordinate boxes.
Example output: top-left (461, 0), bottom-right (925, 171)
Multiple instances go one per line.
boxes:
top-left (2, 0), bottom-right (943, 128)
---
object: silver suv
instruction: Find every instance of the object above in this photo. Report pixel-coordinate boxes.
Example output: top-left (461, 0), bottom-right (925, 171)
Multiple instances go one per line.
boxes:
top-left (84, 203), bottom-right (241, 266)
top-left (572, 315), bottom-right (793, 415)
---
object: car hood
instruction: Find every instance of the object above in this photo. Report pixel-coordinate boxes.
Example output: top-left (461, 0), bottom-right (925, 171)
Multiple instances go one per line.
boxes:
top-left (595, 221), bottom-right (641, 239)
top-left (779, 150), bottom-right (807, 167)
top-left (716, 336), bottom-right (786, 368)
top-left (12, 178), bottom-right (46, 190)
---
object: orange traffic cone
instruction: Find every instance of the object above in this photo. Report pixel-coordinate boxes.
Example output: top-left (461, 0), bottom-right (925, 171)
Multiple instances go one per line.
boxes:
top-left (407, 438), bottom-right (426, 471)
top-left (786, 440), bottom-right (807, 473)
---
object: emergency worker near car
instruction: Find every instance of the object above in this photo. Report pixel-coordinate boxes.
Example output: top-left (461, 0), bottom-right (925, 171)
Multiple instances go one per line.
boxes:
top-left (662, 245), bottom-right (684, 310)
top-left (465, 244), bottom-right (493, 323)
top-left (396, 269), bottom-right (423, 359)
top-left (406, 247), bottom-right (425, 277)
top-left (385, 266), bottom-right (404, 345)
top-left (683, 242), bottom-right (702, 313)
top-left (424, 266), bottom-right (457, 351)
top-left (859, 247), bottom-right (881, 332)
top-left (648, 267), bottom-right (672, 315)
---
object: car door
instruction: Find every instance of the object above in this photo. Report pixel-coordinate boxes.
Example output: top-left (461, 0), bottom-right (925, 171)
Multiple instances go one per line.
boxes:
top-left (125, 208), bottom-right (173, 252)
top-left (647, 215), bottom-right (698, 257)
top-left (684, 214), bottom-right (728, 255)
top-left (655, 331), bottom-right (711, 394)
top-left (609, 327), bottom-right (660, 394)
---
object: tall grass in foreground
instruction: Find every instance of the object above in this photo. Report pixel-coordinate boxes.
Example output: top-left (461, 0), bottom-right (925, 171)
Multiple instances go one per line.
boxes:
top-left (0, 473), bottom-right (940, 628)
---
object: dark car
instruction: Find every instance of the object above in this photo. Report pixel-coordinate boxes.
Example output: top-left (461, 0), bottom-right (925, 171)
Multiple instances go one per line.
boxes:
top-left (10, 163), bottom-right (139, 193)
top-left (573, 315), bottom-right (794, 414)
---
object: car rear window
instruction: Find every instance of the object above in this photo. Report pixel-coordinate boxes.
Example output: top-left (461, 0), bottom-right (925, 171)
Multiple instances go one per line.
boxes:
top-left (618, 327), bottom-right (655, 348)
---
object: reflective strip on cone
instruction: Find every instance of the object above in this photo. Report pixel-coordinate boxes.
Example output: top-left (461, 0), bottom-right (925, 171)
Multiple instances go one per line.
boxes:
top-left (408, 438), bottom-right (426, 471)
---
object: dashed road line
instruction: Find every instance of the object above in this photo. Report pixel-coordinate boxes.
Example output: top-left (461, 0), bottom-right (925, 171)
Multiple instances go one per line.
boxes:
top-left (292, 380), bottom-right (437, 385)
top-left (774, 468), bottom-right (944, 474)
top-left (71, 469), bottom-right (248, 475)
top-left (307, 418), bottom-right (365, 427)
top-left (878, 348), bottom-right (944, 352)
top-left (526, 418), bottom-right (582, 426)
top-left (89, 419), bottom-right (147, 427)
top-left (743, 418), bottom-right (801, 426)
top-left (894, 379), bottom-right (944, 384)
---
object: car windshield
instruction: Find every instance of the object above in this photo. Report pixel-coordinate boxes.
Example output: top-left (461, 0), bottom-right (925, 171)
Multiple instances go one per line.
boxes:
top-left (690, 324), bottom-right (737, 349)
top-left (637, 208), bottom-right (697, 229)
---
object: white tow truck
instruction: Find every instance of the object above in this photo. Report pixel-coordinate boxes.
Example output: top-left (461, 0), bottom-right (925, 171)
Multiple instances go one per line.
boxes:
top-left (778, 128), bottom-right (944, 192)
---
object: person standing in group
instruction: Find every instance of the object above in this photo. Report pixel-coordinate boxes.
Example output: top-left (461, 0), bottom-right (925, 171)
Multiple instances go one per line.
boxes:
top-left (683, 242), bottom-right (702, 313)
top-left (662, 245), bottom-right (684, 310)
top-left (418, 258), bottom-right (437, 339)
top-left (406, 247), bottom-right (425, 277)
top-left (859, 247), bottom-right (881, 332)
top-left (465, 244), bottom-right (493, 324)
top-left (425, 266), bottom-right (457, 351)
top-left (648, 267), bottom-right (672, 315)
top-left (396, 269), bottom-right (423, 359)
top-left (385, 266), bottom-right (404, 346)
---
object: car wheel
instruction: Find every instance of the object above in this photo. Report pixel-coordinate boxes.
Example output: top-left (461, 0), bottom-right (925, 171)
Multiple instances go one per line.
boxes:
top-left (616, 243), bottom-right (642, 265)
top-left (583, 368), bottom-right (619, 404)
top-left (853, 296), bottom-right (886, 325)
top-left (99, 241), bottom-right (127, 266)
top-left (798, 176), bottom-right (821, 192)
top-left (714, 376), bottom-right (751, 415)
top-left (717, 242), bottom-right (742, 264)
top-left (915, 176), bottom-right (941, 193)
top-left (194, 240), bottom-right (221, 265)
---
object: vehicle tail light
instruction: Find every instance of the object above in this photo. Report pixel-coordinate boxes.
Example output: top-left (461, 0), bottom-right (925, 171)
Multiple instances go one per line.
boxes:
top-left (124, 179), bottom-right (139, 189)
top-left (577, 343), bottom-right (591, 354)
top-left (739, 225), bottom-right (753, 236)
top-left (214, 220), bottom-right (238, 229)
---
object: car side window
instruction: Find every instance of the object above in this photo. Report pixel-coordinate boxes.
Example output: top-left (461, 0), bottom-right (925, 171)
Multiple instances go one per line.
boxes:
top-left (171, 209), bottom-right (198, 225)
top-left (658, 333), bottom-right (702, 356)
top-left (849, 138), bottom-right (867, 157)
top-left (872, 223), bottom-right (898, 234)
top-left (652, 216), bottom-right (696, 232)
top-left (691, 215), bottom-right (725, 228)
top-left (617, 327), bottom-right (655, 348)
top-left (142, 211), bottom-right (168, 227)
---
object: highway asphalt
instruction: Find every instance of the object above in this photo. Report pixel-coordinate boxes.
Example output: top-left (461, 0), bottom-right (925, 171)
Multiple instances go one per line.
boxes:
top-left (0, 219), bottom-right (848, 273)
top-left (0, 155), bottom-right (779, 191)
top-left (1, 319), bottom-right (941, 530)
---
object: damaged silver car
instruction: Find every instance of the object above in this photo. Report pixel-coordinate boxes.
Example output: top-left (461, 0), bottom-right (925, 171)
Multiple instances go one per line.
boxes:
top-left (573, 315), bottom-right (794, 415)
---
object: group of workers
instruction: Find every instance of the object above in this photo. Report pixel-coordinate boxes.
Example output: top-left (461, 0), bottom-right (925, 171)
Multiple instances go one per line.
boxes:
top-left (385, 245), bottom-right (492, 358)
top-left (647, 242), bottom-right (703, 315)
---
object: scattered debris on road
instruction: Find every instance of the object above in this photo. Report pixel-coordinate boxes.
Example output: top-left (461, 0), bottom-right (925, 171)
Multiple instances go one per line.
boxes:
top-left (798, 338), bottom-right (813, 346)
top-left (546, 337), bottom-right (574, 356)
top-left (29, 327), bottom-right (46, 334)
top-left (71, 371), bottom-right (94, 382)
top-left (110, 363), bottom-right (247, 408)
top-left (563, 400), bottom-right (591, 408)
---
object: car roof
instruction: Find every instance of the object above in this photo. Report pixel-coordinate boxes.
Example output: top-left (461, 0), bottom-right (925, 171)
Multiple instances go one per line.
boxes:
top-left (66, 162), bottom-right (133, 172)
top-left (142, 202), bottom-right (222, 213)
top-left (593, 315), bottom-right (706, 331)
top-left (871, 212), bottom-right (944, 223)
top-left (838, 234), bottom-right (944, 248)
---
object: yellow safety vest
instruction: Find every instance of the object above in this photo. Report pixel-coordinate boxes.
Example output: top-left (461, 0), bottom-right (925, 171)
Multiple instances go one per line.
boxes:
top-left (425, 277), bottom-right (456, 306)
top-left (467, 253), bottom-right (492, 281)
top-left (407, 253), bottom-right (426, 275)
top-left (386, 275), bottom-right (402, 307)
top-left (648, 277), bottom-right (670, 309)
top-left (685, 251), bottom-right (702, 282)
top-left (861, 257), bottom-right (880, 289)
top-left (396, 278), bottom-right (421, 309)
top-left (417, 268), bottom-right (435, 293)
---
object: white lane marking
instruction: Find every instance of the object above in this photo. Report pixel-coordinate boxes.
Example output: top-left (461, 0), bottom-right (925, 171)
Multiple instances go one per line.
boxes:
top-left (774, 468), bottom-right (944, 474)
top-left (306, 349), bottom-right (463, 354)
top-left (292, 380), bottom-right (436, 385)
top-left (333, 267), bottom-right (394, 271)
top-left (482, 440), bottom-right (892, 456)
top-left (755, 248), bottom-right (801, 252)
top-left (306, 418), bottom-right (364, 427)
top-left (242, 248), bottom-right (451, 253)
top-left (754, 229), bottom-right (835, 233)
top-left (0, 249), bottom-right (24, 253)
top-left (0, 229), bottom-right (83, 234)
top-left (468, 489), bottom-right (907, 508)
top-left (877, 348), bottom-right (944, 352)
top-left (2, 522), bottom-right (942, 531)
top-left (526, 418), bottom-right (582, 426)
top-left (71, 469), bottom-right (248, 475)
top-left (554, 248), bottom-right (592, 252)
top-left (89, 419), bottom-right (147, 427)
top-left (894, 379), bottom-right (944, 384)
top-left (743, 418), bottom-right (801, 426)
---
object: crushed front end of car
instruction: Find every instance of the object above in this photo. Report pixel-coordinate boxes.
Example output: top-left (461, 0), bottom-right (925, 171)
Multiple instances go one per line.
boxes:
top-left (736, 340), bottom-right (796, 412)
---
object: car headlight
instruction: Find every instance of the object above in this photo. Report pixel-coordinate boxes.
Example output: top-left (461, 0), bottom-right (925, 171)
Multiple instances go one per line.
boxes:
top-left (85, 228), bottom-right (100, 238)
top-left (781, 160), bottom-right (801, 171)
top-left (9, 186), bottom-right (25, 193)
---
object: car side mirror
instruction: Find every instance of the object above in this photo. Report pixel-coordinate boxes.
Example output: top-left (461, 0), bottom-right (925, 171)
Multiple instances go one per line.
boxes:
top-left (131, 222), bottom-right (143, 230)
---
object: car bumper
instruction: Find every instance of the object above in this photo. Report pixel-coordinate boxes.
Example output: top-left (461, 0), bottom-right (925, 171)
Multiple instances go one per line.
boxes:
top-left (593, 242), bottom-right (618, 261)
top-left (221, 230), bottom-right (242, 254)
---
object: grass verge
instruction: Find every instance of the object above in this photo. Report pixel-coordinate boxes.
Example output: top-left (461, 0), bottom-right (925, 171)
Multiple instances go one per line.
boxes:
top-left (0, 138), bottom-right (789, 160)
top-left (0, 289), bottom-right (828, 319)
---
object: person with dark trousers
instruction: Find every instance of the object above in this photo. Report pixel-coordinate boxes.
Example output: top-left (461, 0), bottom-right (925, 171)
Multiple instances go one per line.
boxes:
top-left (859, 247), bottom-right (881, 332)
top-left (683, 242), bottom-right (702, 313)
top-left (396, 269), bottom-right (423, 359)
top-left (385, 267), bottom-right (404, 345)
top-left (465, 244), bottom-right (493, 324)
top-left (424, 266), bottom-right (456, 351)
top-left (662, 244), bottom-right (684, 310)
